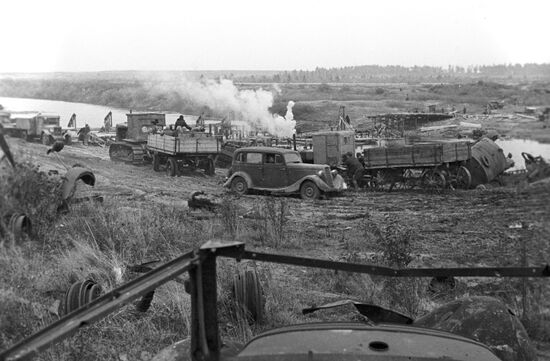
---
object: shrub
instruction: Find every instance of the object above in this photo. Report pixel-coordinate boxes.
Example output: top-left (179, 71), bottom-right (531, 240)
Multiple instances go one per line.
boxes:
top-left (364, 216), bottom-right (425, 317)
top-left (252, 197), bottom-right (288, 247)
top-left (0, 162), bottom-right (64, 243)
top-left (220, 196), bottom-right (240, 240)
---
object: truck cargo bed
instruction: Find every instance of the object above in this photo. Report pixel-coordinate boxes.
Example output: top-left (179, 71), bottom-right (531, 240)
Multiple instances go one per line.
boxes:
top-left (147, 133), bottom-right (221, 155)
top-left (362, 141), bottom-right (471, 169)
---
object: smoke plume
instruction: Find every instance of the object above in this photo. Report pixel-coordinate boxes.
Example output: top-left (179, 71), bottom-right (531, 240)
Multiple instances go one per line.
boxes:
top-left (171, 78), bottom-right (296, 137)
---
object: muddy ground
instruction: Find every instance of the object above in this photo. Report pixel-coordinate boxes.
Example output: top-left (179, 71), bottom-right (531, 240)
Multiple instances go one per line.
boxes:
top-left (4, 123), bottom-right (550, 358)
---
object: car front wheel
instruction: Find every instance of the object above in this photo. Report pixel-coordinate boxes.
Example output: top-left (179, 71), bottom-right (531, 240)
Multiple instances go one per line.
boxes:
top-left (300, 180), bottom-right (320, 200)
top-left (231, 176), bottom-right (248, 195)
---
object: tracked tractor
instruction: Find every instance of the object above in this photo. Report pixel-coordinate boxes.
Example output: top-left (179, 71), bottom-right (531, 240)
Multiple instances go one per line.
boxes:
top-left (108, 112), bottom-right (166, 164)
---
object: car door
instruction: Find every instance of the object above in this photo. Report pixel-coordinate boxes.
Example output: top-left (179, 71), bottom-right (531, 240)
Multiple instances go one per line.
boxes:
top-left (262, 152), bottom-right (288, 188)
top-left (240, 152), bottom-right (263, 187)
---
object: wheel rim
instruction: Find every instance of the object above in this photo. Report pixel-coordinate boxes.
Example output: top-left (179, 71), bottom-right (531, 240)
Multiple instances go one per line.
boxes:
top-left (232, 178), bottom-right (246, 194)
top-left (304, 186), bottom-right (314, 198)
top-left (456, 166), bottom-right (472, 189)
top-left (236, 181), bottom-right (245, 193)
top-left (423, 170), bottom-right (446, 190)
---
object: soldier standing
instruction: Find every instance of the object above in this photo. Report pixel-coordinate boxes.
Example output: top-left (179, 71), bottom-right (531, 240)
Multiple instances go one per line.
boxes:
top-left (342, 152), bottom-right (364, 191)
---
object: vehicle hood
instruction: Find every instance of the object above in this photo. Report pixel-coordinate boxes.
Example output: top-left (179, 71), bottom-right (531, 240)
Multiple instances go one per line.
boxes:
top-left (233, 322), bottom-right (500, 361)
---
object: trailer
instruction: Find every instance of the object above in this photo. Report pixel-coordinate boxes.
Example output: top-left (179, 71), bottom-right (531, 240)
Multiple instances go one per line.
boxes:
top-left (359, 139), bottom-right (474, 190)
top-left (147, 132), bottom-right (222, 176)
top-left (357, 138), bottom-right (512, 191)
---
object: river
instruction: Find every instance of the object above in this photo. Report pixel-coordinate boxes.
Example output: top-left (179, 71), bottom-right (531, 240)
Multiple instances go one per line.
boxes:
top-left (0, 97), bottom-right (185, 130)
top-left (1, 96), bottom-right (549, 170)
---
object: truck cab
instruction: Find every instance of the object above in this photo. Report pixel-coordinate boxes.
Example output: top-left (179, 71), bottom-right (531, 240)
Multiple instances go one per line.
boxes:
top-left (4, 112), bottom-right (63, 144)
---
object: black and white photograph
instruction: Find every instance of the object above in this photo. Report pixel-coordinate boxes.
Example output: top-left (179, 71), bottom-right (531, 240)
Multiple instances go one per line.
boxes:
top-left (1, 0), bottom-right (550, 360)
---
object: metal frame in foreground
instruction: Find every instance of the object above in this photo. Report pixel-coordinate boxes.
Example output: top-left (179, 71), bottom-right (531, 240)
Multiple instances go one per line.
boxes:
top-left (1, 241), bottom-right (549, 361)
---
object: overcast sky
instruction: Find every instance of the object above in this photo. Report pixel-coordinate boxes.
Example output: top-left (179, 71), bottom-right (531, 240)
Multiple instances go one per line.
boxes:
top-left (2, 0), bottom-right (549, 73)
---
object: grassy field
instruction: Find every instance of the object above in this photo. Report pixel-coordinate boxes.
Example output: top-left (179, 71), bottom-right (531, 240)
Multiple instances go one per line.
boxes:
top-left (1, 132), bottom-right (550, 360)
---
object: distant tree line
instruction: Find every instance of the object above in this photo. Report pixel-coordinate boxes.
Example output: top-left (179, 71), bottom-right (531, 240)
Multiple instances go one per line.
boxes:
top-left (0, 78), bottom-right (202, 114)
top-left (235, 64), bottom-right (550, 83)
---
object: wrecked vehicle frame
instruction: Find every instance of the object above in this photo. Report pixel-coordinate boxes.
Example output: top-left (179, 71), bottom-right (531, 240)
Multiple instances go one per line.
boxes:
top-left (1, 241), bottom-right (549, 361)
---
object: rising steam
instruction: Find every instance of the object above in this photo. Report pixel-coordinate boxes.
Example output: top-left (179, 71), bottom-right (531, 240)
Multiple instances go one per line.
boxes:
top-left (171, 78), bottom-right (296, 137)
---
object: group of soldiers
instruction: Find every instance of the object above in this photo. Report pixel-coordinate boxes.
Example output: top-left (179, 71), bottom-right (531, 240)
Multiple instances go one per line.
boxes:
top-left (342, 151), bottom-right (365, 190)
top-left (175, 114), bottom-right (205, 132)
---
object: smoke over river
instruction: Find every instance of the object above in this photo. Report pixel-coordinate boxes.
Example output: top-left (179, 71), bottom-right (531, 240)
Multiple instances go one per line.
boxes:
top-left (170, 78), bottom-right (296, 137)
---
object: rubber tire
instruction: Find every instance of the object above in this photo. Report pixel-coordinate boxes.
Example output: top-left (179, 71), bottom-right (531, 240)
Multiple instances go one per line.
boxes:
top-left (300, 180), bottom-right (320, 200)
top-left (152, 153), bottom-right (161, 172)
top-left (166, 157), bottom-right (177, 177)
top-left (41, 133), bottom-right (52, 146)
top-left (64, 134), bottom-right (72, 145)
top-left (233, 267), bottom-right (263, 322)
top-left (231, 176), bottom-right (248, 195)
top-left (63, 282), bottom-right (83, 315)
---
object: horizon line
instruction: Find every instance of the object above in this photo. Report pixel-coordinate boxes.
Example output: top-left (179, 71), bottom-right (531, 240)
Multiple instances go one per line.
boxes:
top-left (1, 62), bottom-right (550, 75)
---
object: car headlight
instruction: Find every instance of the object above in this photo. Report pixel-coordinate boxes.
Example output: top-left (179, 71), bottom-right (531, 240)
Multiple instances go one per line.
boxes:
top-left (317, 170), bottom-right (324, 178)
top-left (331, 169), bottom-right (338, 177)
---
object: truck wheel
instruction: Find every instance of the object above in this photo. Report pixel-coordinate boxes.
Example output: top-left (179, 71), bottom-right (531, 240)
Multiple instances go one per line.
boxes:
top-left (456, 166), bottom-right (472, 189)
top-left (64, 134), bottom-right (72, 145)
top-left (41, 133), bottom-right (52, 146)
top-left (152, 153), bottom-right (161, 172)
top-left (166, 158), bottom-right (177, 177)
top-left (231, 176), bottom-right (248, 195)
top-left (300, 180), bottom-right (320, 200)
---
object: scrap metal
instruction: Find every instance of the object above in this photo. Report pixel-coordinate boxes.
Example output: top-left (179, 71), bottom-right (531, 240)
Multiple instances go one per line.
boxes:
top-left (1, 241), bottom-right (549, 361)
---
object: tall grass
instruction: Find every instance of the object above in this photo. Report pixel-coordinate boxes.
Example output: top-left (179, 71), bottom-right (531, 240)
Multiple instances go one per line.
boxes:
top-left (246, 197), bottom-right (288, 248)
top-left (2, 158), bottom-right (549, 359)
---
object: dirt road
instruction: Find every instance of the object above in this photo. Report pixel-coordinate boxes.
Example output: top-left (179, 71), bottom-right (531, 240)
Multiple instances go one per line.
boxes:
top-left (8, 136), bottom-right (549, 269)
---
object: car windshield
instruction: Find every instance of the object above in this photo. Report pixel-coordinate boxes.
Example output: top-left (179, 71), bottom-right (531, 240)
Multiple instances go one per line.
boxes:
top-left (43, 118), bottom-right (60, 125)
top-left (284, 153), bottom-right (302, 163)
